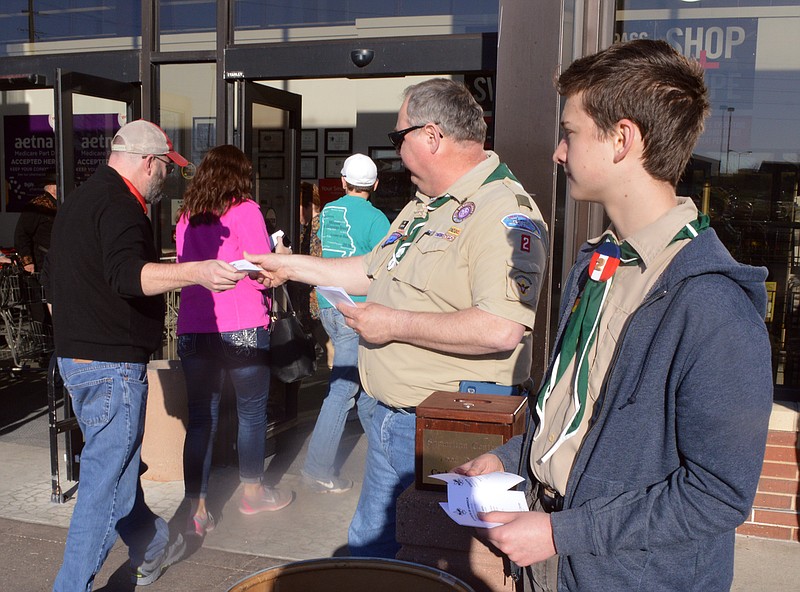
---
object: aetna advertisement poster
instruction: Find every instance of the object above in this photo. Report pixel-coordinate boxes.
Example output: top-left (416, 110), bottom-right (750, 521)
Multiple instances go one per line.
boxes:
top-left (4, 113), bottom-right (123, 212)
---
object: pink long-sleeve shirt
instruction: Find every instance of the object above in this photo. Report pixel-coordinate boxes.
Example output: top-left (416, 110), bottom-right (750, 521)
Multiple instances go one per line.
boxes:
top-left (176, 199), bottom-right (271, 334)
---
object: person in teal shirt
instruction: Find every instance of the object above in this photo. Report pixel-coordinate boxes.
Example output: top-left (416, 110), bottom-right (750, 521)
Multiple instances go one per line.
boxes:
top-left (301, 153), bottom-right (390, 493)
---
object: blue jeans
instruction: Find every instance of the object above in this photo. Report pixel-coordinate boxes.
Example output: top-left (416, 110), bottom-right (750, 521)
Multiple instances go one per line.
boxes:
top-left (179, 327), bottom-right (270, 498)
top-left (303, 307), bottom-right (362, 480)
top-left (53, 359), bottom-right (169, 592)
top-left (348, 401), bottom-right (416, 558)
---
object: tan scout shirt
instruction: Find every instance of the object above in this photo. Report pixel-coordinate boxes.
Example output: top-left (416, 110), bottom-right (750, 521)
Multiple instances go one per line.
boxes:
top-left (531, 197), bottom-right (700, 495)
top-left (359, 151), bottom-right (547, 408)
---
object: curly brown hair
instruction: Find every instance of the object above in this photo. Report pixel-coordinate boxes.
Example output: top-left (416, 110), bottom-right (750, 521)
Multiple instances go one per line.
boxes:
top-left (176, 144), bottom-right (252, 224)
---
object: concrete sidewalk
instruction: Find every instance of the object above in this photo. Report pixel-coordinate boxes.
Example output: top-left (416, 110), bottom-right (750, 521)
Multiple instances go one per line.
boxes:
top-left (0, 365), bottom-right (796, 590)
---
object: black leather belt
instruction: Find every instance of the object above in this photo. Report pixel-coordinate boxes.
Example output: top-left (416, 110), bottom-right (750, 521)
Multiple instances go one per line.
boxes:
top-left (380, 401), bottom-right (415, 415)
top-left (537, 484), bottom-right (564, 513)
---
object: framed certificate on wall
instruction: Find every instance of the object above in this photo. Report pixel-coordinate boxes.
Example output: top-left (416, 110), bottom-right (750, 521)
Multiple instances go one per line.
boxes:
top-left (301, 129), bottom-right (318, 152)
top-left (325, 155), bottom-right (347, 178)
top-left (258, 156), bottom-right (284, 179)
top-left (300, 156), bottom-right (318, 179)
top-left (324, 128), bottom-right (352, 154)
top-left (258, 129), bottom-right (284, 152)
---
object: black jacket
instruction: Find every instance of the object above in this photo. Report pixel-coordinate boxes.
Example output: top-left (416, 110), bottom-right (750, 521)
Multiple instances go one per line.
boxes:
top-left (47, 165), bottom-right (164, 363)
top-left (14, 192), bottom-right (57, 271)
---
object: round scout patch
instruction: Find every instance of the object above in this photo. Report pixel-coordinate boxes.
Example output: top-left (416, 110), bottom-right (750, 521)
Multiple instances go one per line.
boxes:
top-left (452, 201), bottom-right (476, 223)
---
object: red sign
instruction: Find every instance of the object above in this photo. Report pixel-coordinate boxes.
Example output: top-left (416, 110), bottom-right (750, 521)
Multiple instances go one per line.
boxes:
top-left (319, 178), bottom-right (345, 206)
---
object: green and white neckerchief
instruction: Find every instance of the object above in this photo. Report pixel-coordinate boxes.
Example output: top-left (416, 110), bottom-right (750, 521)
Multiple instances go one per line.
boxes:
top-left (533, 214), bottom-right (709, 462)
top-left (387, 194), bottom-right (452, 270)
top-left (386, 162), bottom-right (524, 271)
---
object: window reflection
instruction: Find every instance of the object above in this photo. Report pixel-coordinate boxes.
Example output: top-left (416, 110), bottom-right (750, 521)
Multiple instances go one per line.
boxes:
top-left (234, 0), bottom-right (498, 40)
top-left (617, 1), bottom-right (800, 395)
top-left (0, 1), bottom-right (140, 53)
top-left (0, 1), bottom-right (499, 55)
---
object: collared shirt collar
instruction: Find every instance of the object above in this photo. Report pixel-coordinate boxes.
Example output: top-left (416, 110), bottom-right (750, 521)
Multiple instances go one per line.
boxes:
top-left (120, 175), bottom-right (148, 214)
top-left (589, 197), bottom-right (699, 268)
top-left (414, 151), bottom-right (499, 205)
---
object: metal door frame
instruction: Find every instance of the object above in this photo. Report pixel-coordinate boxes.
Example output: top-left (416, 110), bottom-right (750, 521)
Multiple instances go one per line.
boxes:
top-left (237, 80), bottom-right (302, 247)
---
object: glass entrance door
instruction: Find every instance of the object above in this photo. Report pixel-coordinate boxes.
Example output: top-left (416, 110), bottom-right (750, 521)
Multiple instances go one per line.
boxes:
top-left (54, 70), bottom-right (141, 200)
top-left (237, 80), bottom-right (303, 439)
top-left (238, 81), bottom-right (302, 248)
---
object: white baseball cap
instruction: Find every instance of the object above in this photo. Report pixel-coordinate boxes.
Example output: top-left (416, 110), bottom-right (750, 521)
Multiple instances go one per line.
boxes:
top-left (341, 153), bottom-right (377, 186)
top-left (111, 119), bottom-right (189, 167)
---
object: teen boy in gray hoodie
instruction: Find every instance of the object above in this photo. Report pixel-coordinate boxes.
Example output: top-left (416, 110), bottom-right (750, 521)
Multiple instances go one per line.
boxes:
top-left (456, 39), bottom-right (773, 592)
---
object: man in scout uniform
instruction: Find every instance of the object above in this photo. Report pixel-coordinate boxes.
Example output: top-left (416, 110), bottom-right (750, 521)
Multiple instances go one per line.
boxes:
top-left (247, 78), bottom-right (548, 557)
top-left (455, 40), bottom-right (773, 591)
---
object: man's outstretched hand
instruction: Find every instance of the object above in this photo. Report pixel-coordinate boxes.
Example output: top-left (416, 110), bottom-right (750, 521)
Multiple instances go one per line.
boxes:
top-left (244, 251), bottom-right (291, 287)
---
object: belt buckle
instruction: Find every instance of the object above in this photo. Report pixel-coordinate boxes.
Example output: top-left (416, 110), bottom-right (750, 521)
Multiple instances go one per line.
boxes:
top-left (538, 484), bottom-right (563, 513)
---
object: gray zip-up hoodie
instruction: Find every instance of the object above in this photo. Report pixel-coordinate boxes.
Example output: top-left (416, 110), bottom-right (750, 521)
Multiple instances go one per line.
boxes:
top-left (494, 228), bottom-right (773, 591)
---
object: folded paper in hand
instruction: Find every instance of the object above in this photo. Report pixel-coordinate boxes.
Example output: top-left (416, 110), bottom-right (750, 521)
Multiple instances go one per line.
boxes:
top-left (431, 472), bottom-right (528, 528)
top-left (315, 286), bottom-right (356, 308)
top-left (230, 259), bottom-right (261, 272)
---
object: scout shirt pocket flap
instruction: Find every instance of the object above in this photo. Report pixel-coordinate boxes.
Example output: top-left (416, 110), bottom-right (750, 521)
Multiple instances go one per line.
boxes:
top-left (507, 258), bottom-right (542, 304)
top-left (392, 233), bottom-right (455, 292)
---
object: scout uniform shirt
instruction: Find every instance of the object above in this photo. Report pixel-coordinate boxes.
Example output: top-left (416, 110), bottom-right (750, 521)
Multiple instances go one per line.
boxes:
top-left (359, 151), bottom-right (548, 409)
top-left (531, 197), bottom-right (702, 495)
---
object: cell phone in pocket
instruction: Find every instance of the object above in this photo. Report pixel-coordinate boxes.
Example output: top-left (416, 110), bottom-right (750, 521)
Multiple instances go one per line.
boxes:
top-left (458, 381), bottom-right (516, 396)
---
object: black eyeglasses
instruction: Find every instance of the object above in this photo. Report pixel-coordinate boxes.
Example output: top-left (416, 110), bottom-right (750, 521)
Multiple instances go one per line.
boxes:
top-left (144, 154), bottom-right (175, 174)
top-left (388, 125), bottom-right (424, 150)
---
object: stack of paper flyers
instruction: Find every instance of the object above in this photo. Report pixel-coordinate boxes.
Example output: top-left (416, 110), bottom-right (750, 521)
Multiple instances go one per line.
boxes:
top-left (431, 472), bottom-right (528, 528)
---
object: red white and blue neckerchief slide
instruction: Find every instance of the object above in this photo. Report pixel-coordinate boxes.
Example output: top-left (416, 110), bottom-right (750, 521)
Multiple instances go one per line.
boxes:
top-left (589, 240), bottom-right (621, 282)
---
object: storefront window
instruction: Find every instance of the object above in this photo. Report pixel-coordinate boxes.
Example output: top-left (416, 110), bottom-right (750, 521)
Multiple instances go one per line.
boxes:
top-left (234, 0), bottom-right (498, 43)
top-left (616, 0), bottom-right (800, 397)
top-left (0, 1), bottom-right (499, 55)
top-left (0, 1), bottom-right (141, 56)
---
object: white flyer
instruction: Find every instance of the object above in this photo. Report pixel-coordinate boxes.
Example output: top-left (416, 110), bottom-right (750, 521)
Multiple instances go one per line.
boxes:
top-left (315, 285), bottom-right (357, 308)
top-left (230, 259), bottom-right (261, 272)
top-left (431, 472), bottom-right (528, 528)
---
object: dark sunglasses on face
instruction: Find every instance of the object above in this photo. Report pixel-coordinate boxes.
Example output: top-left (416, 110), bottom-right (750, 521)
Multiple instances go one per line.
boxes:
top-left (144, 154), bottom-right (175, 174)
top-left (388, 125), bottom-right (424, 150)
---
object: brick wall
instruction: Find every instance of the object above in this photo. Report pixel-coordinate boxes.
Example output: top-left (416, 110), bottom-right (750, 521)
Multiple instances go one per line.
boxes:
top-left (737, 402), bottom-right (800, 542)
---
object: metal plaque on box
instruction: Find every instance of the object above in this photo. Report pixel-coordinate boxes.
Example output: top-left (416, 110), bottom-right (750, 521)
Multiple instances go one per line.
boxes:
top-left (414, 391), bottom-right (527, 490)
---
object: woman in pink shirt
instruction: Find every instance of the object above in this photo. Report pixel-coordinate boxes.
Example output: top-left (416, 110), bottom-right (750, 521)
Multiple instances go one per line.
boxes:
top-left (176, 145), bottom-right (293, 538)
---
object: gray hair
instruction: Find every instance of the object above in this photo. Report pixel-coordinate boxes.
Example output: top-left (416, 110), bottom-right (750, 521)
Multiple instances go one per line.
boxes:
top-left (403, 78), bottom-right (486, 144)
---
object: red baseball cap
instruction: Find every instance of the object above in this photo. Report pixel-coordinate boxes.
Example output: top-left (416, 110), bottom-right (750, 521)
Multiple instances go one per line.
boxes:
top-left (111, 119), bottom-right (189, 167)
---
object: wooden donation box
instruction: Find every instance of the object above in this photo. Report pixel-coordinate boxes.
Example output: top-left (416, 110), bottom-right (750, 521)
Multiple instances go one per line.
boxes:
top-left (415, 391), bottom-right (527, 491)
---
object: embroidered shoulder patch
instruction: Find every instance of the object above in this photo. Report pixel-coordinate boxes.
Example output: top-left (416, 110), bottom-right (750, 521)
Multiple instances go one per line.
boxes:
top-left (509, 272), bottom-right (537, 303)
top-left (501, 214), bottom-right (542, 238)
top-left (382, 231), bottom-right (403, 247)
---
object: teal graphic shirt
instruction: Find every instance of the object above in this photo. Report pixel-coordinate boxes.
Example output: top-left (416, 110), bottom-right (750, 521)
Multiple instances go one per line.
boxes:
top-left (318, 194), bottom-right (390, 308)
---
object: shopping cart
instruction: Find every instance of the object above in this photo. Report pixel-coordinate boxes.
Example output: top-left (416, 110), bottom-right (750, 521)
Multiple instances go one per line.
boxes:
top-left (0, 251), bottom-right (54, 373)
top-left (48, 354), bottom-right (81, 503)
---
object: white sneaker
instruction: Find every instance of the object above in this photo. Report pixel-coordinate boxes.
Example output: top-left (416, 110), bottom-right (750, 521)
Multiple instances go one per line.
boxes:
top-left (301, 471), bottom-right (353, 494)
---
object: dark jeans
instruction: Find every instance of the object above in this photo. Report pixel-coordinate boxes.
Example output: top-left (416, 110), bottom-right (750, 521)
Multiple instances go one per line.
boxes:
top-left (179, 327), bottom-right (270, 499)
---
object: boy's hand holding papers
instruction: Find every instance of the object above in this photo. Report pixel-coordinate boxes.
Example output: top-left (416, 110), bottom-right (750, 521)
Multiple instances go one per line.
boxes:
top-left (431, 472), bottom-right (528, 528)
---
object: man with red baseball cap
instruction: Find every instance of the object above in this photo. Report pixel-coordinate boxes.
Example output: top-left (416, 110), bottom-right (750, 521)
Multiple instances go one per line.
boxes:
top-left (111, 119), bottom-right (189, 169)
top-left (47, 119), bottom-right (246, 590)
